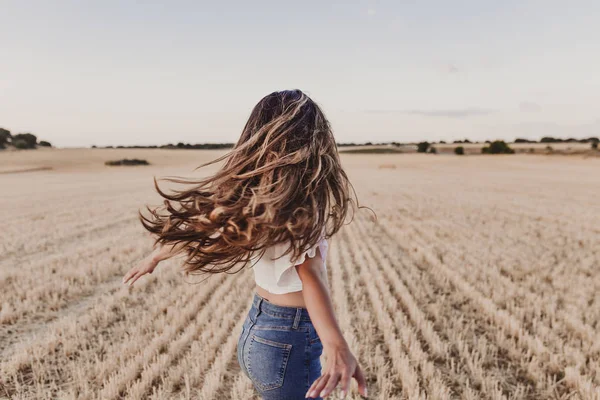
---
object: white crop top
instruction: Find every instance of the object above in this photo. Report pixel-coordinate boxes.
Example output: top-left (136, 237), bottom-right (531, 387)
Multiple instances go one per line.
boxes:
top-left (251, 238), bottom-right (328, 294)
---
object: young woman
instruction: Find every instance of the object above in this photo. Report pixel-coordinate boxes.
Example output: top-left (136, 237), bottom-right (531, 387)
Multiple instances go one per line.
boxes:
top-left (122, 90), bottom-right (368, 399)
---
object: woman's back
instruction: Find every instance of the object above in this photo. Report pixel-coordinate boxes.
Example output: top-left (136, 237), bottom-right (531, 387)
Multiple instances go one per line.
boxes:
top-left (253, 237), bottom-right (328, 307)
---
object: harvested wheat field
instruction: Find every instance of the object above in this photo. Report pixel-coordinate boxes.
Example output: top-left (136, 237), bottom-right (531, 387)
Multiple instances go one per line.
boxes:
top-left (0, 149), bottom-right (599, 400)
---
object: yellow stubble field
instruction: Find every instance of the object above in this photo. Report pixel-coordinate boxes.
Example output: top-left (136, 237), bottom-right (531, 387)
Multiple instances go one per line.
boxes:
top-left (0, 149), bottom-right (599, 399)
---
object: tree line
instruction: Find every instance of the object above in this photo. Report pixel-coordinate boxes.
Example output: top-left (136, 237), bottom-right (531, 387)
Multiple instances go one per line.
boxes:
top-left (0, 128), bottom-right (52, 149)
top-left (2, 127), bottom-right (598, 151)
top-left (92, 142), bottom-right (234, 150)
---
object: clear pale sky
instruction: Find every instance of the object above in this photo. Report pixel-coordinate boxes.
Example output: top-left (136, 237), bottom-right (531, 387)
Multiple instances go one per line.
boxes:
top-left (1, 1), bottom-right (599, 147)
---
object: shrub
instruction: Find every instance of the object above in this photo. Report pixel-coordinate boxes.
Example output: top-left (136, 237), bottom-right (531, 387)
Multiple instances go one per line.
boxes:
top-left (13, 139), bottom-right (29, 149)
top-left (592, 141), bottom-right (598, 150)
top-left (38, 140), bottom-right (52, 147)
top-left (105, 158), bottom-right (150, 166)
top-left (13, 133), bottom-right (37, 148)
top-left (482, 140), bottom-right (515, 154)
top-left (341, 148), bottom-right (401, 154)
top-left (541, 136), bottom-right (560, 143)
top-left (0, 128), bottom-right (11, 147)
top-left (428, 146), bottom-right (437, 154)
top-left (454, 146), bottom-right (465, 155)
top-left (417, 141), bottom-right (430, 153)
top-left (515, 138), bottom-right (534, 143)
top-left (546, 145), bottom-right (554, 153)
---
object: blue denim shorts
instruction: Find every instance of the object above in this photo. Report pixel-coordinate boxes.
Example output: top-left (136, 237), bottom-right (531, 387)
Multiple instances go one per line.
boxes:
top-left (237, 293), bottom-right (324, 400)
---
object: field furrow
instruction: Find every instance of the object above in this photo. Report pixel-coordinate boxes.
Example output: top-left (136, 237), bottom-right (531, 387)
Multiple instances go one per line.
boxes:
top-left (2, 152), bottom-right (599, 399)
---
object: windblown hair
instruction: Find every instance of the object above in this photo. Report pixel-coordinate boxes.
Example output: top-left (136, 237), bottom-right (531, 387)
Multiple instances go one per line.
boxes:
top-left (140, 89), bottom-right (360, 275)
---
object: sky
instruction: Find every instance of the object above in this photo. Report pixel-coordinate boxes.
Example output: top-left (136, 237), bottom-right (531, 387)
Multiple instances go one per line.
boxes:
top-left (1, 0), bottom-right (599, 147)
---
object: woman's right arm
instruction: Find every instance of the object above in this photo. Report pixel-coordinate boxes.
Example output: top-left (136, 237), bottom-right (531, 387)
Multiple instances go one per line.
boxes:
top-left (122, 241), bottom-right (187, 286)
top-left (296, 250), bottom-right (368, 399)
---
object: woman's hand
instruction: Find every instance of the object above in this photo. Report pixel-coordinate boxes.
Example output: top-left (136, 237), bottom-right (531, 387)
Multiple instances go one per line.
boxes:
top-left (122, 254), bottom-right (158, 286)
top-left (306, 343), bottom-right (367, 398)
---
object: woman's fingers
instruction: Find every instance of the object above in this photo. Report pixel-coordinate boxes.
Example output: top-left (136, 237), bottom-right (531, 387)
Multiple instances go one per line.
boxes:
top-left (320, 372), bottom-right (341, 398)
top-left (124, 269), bottom-right (148, 286)
top-left (126, 271), bottom-right (141, 286)
top-left (338, 373), bottom-right (351, 398)
top-left (131, 272), bottom-right (144, 286)
top-left (353, 364), bottom-right (368, 397)
top-left (306, 375), bottom-right (327, 398)
top-left (122, 268), bottom-right (137, 284)
top-left (306, 376), bottom-right (322, 398)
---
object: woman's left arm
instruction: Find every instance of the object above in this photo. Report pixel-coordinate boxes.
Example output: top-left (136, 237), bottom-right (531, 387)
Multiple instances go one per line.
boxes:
top-left (296, 251), bottom-right (368, 399)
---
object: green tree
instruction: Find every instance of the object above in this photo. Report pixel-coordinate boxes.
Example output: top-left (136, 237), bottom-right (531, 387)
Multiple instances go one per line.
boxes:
top-left (454, 146), bottom-right (465, 155)
top-left (417, 141), bottom-right (430, 153)
top-left (39, 140), bottom-right (52, 147)
top-left (0, 128), bottom-right (11, 149)
top-left (13, 133), bottom-right (37, 149)
top-left (13, 139), bottom-right (29, 149)
top-left (482, 140), bottom-right (515, 154)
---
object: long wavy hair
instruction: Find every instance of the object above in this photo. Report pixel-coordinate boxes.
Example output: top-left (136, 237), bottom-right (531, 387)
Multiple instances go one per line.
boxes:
top-left (139, 89), bottom-right (360, 275)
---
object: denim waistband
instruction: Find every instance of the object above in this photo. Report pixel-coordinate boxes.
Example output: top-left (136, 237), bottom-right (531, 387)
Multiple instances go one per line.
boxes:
top-left (251, 292), bottom-right (312, 322)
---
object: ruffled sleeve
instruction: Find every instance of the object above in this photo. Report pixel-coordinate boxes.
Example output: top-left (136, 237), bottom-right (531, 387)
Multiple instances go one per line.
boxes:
top-left (271, 237), bottom-right (328, 292)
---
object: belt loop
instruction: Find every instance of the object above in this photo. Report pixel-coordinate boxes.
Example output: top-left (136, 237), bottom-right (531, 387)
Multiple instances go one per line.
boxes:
top-left (292, 308), bottom-right (302, 329)
top-left (256, 297), bottom-right (263, 318)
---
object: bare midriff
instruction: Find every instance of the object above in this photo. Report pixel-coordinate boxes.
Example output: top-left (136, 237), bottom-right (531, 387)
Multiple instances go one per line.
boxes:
top-left (256, 284), bottom-right (307, 308)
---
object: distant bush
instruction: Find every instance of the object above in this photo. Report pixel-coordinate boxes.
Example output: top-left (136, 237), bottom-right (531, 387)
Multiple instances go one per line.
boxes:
top-left (0, 128), bottom-right (11, 148)
top-left (482, 141), bottom-right (515, 154)
top-left (105, 158), bottom-right (150, 166)
top-left (417, 142), bottom-right (430, 153)
top-left (13, 139), bottom-right (29, 149)
top-left (428, 146), bottom-right (437, 154)
top-left (546, 145), bottom-right (554, 152)
top-left (540, 137), bottom-right (563, 143)
top-left (13, 133), bottom-right (37, 149)
top-left (38, 140), bottom-right (52, 147)
top-left (515, 138), bottom-right (535, 143)
top-left (454, 146), bottom-right (465, 155)
top-left (592, 141), bottom-right (598, 150)
top-left (341, 148), bottom-right (402, 154)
